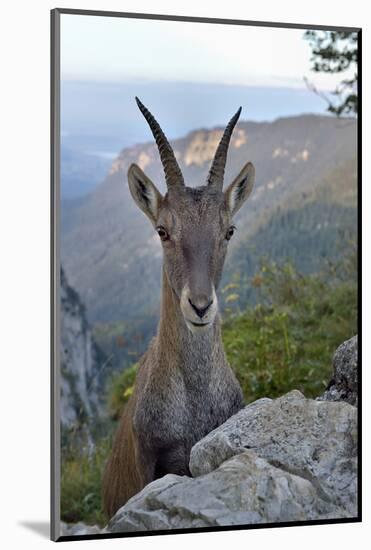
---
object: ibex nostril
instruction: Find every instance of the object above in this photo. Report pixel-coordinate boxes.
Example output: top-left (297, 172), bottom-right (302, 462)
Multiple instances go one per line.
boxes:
top-left (188, 298), bottom-right (213, 318)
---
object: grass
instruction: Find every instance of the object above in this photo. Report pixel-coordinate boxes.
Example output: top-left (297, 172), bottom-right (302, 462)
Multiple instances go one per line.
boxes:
top-left (61, 437), bottom-right (111, 526)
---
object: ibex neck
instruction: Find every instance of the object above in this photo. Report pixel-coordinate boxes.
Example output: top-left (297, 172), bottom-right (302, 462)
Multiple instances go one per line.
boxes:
top-left (157, 269), bottom-right (224, 372)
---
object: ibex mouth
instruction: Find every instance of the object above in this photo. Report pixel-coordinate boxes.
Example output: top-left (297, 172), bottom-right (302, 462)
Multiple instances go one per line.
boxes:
top-left (189, 320), bottom-right (211, 327)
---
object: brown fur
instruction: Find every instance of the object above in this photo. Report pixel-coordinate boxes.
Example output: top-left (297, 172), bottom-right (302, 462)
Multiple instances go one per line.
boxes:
top-left (102, 399), bottom-right (139, 519)
top-left (102, 387), bottom-right (152, 519)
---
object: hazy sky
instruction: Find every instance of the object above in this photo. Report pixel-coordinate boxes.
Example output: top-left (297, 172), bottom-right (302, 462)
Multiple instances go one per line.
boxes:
top-left (61, 14), bottom-right (351, 90)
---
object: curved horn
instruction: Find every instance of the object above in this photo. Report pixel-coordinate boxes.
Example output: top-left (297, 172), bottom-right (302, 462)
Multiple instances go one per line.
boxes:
top-left (207, 107), bottom-right (242, 190)
top-left (135, 97), bottom-right (184, 188)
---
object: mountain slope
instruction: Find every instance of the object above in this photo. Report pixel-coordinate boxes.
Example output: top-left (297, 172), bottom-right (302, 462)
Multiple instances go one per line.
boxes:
top-left (223, 153), bottom-right (357, 301)
top-left (61, 114), bottom-right (357, 323)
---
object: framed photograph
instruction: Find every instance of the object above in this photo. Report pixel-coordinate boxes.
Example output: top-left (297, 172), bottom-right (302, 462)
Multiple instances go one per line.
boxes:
top-left (51, 8), bottom-right (361, 542)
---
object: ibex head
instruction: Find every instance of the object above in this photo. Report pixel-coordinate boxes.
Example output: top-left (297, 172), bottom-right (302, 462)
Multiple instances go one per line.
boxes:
top-left (128, 97), bottom-right (255, 332)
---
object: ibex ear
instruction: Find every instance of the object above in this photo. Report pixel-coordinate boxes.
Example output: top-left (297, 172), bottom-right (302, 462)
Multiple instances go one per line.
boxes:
top-left (128, 163), bottom-right (163, 225)
top-left (224, 162), bottom-right (255, 216)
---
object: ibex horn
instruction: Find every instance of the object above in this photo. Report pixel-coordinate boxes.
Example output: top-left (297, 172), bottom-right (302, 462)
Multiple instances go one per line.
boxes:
top-left (135, 97), bottom-right (184, 188)
top-left (207, 107), bottom-right (242, 190)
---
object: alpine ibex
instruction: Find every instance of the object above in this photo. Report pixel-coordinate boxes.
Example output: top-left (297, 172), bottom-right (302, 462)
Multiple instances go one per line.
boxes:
top-left (102, 98), bottom-right (255, 519)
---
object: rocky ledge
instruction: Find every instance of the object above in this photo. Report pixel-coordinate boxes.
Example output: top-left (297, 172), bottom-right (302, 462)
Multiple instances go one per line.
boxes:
top-left (106, 389), bottom-right (357, 532)
top-left (61, 335), bottom-right (358, 536)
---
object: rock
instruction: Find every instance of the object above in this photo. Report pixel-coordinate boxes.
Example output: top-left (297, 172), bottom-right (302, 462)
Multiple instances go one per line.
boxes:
top-left (318, 335), bottom-right (358, 406)
top-left (60, 521), bottom-right (101, 536)
top-left (190, 391), bottom-right (357, 512)
top-left (190, 396), bottom-right (272, 476)
top-left (106, 450), bottom-right (350, 533)
top-left (60, 267), bottom-right (107, 439)
top-left (105, 391), bottom-right (357, 532)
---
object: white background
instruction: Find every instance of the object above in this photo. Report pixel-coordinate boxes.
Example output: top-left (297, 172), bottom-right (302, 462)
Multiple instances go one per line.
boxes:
top-left (0, 0), bottom-right (368, 548)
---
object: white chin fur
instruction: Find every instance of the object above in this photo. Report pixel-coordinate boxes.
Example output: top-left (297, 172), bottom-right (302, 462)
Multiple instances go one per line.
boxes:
top-left (185, 320), bottom-right (212, 334)
top-left (180, 285), bottom-right (218, 332)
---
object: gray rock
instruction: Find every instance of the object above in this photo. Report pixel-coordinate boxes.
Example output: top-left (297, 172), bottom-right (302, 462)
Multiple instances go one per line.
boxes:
top-left (106, 450), bottom-right (353, 533)
top-left (106, 391), bottom-right (357, 533)
top-left (190, 391), bottom-right (357, 511)
top-left (319, 335), bottom-right (358, 406)
top-left (60, 521), bottom-right (101, 536)
top-left (60, 267), bottom-right (107, 439)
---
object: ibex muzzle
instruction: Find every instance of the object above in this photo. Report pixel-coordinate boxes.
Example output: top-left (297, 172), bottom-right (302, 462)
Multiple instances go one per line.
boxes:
top-left (102, 98), bottom-right (255, 519)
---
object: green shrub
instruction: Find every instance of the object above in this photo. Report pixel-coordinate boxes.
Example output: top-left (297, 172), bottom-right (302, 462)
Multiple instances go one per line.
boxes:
top-left (61, 438), bottom-right (111, 527)
top-left (223, 260), bottom-right (357, 403)
top-left (107, 362), bottom-right (138, 420)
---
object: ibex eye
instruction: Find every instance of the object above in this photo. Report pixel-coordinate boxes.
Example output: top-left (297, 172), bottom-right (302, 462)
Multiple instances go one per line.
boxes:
top-left (226, 226), bottom-right (236, 240)
top-left (156, 226), bottom-right (169, 241)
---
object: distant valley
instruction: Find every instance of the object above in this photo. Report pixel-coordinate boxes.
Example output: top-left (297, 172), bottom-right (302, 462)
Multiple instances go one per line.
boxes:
top-left (61, 147), bottom-right (113, 199)
top-left (61, 79), bottom-right (331, 198)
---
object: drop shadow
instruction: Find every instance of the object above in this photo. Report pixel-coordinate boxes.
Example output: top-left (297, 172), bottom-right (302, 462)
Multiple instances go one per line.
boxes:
top-left (18, 521), bottom-right (50, 539)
